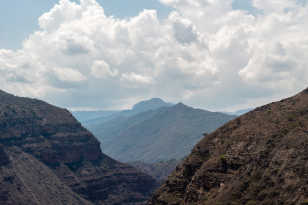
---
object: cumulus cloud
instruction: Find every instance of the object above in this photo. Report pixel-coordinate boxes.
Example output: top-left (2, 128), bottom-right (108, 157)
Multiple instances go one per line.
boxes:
top-left (91, 60), bottom-right (118, 78)
top-left (48, 67), bottom-right (87, 89)
top-left (169, 12), bottom-right (199, 44)
top-left (121, 73), bottom-right (153, 85)
top-left (0, 0), bottom-right (307, 111)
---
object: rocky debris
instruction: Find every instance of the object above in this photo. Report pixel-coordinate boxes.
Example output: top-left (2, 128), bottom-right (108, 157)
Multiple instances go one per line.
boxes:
top-left (149, 88), bottom-right (308, 205)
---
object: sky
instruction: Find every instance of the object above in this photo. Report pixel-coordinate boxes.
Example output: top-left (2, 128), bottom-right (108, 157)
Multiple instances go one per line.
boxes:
top-left (0, 0), bottom-right (307, 111)
top-left (0, 0), bottom-right (172, 49)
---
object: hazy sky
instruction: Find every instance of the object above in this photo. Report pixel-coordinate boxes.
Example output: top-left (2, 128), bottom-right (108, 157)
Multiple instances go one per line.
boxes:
top-left (0, 0), bottom-right (307, 111)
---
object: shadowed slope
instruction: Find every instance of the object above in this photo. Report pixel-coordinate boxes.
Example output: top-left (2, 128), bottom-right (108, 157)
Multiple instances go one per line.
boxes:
top-left (0, 90), bottom-right (157, 205)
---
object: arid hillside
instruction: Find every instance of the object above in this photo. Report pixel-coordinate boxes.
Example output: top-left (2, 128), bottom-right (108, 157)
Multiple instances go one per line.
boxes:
top-left (0, 90), bottom-right (157, 205)
top-left (149, 88), bottom-right (308, 205)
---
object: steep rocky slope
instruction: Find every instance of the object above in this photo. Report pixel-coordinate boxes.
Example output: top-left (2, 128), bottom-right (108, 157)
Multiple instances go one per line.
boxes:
top-left (88, 103), bottom-right (235, 163)
top-left (149, 88), bottom-right (308, 205)
top-left (0, 90), bottom-right (157, 205)
top-left (0, 146), bottom-right (91, 205)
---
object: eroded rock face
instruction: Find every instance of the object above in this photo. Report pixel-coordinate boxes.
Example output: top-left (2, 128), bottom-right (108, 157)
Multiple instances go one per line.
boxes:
top-left (0, 90), bottom-right (157, 205)
top-left (149, 88), bottom-right (308, 205)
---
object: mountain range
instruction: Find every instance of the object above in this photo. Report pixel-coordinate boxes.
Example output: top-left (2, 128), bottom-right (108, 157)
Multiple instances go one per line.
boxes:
top-left (0, 90), bottom-right (157, 205)
top-left (149, 88), bottom-right (308, 205)
top-left (78, 100), bottom-right (235, 163)
top-left (1, 87), bottom-right (308, 205)
top-left (73, 98), bottom-right (173, 125)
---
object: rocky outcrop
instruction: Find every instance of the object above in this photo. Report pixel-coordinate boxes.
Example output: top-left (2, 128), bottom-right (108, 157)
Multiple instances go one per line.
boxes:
top-left (0, 90), bottom-right (157, 205)
top-left (0, 146), bottom-right (92, 205)
top-left (149, 88), bottom-right (308, 205)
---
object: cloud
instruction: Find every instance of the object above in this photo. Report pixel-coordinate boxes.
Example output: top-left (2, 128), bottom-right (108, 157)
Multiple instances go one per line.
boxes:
top-left (0, 0), bottom-right (307, 111)
top-left (121, 73), bottom-right (153, 85)
top-left (55, 67), bottom-right (86, 82)
top-left (169, 12), bottom-right (199, 44)
top-left (91, 60), bottom-right (118, 78)
top-left (62, 38), bottom-right (90, 55)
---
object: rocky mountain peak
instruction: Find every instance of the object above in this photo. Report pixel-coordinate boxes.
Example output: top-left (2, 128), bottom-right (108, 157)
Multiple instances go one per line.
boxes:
top-left (173, 102), bottom-right (190, 109)
top-left (132, 98), bottom-right (172, 112)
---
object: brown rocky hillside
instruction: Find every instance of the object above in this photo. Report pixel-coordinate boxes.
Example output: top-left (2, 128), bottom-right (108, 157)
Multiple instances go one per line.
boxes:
top-left (149, 88), bottom-right (308, 205)
top-left (0, 90), bottom-right (157, 205)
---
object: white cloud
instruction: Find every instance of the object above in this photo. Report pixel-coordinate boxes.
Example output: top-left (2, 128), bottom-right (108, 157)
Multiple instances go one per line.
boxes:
top-left (52, 67), bottom-right (87, 83)
top-left (121, 73), bottom-right (153, 85)
top-left (169, 12), bottom-right (199, 44)
top-left (252, 0), bottom-right (297, 13)
top-left (91, 60), bottom-right (118, 78)
top-left (0, 0), bottom-right (307, 110)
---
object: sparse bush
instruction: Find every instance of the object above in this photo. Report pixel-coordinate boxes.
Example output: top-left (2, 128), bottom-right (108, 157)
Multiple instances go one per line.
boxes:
top-left (246, 200), bottom-right (258, 205)
top-left (220, 154), bottom-right (226, 160)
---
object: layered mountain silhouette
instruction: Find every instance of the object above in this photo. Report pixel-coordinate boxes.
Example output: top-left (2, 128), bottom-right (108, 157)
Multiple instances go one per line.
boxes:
top-left (149, 88), bottom-right (308, 205)
top-left (0, 90), bottom-right (157, 205)
top-left (73, 98), bottom-right (173, 126)
top-left (72, 110), bottom-right (118, 124)
top-left (84, 100), bottom-right (235, 163)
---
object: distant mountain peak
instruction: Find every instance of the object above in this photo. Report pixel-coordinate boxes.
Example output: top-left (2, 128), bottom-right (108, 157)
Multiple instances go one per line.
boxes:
top-left (174, 102), bottom-right (188, 107)
top-left (148, 98), bottom-right (165, 102)
top-left (133, 98), bottom-right (166, 107)
top-left (132, 98), bottom-right (172, 112)
top-left (172, 102), bottom-right (192, 111)
top-left (89, 99), bottom-right (235, 163)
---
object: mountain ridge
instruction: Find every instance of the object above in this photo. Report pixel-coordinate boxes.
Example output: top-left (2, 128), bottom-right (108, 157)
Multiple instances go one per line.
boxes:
top-left (73, 98), bottom-right (172, 124)
top-left (149, 88), bottom-right (308, 205)
top-left (0, 89), bottom-right (157, 205)
top-left (88, 102), bottom-right (235, 163)
top-left (132, 98), bottom-right (173, 113)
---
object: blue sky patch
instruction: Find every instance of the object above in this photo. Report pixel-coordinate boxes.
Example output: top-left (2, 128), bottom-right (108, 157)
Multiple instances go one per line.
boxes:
top-left (0, 0), bottom-right (171, 49)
